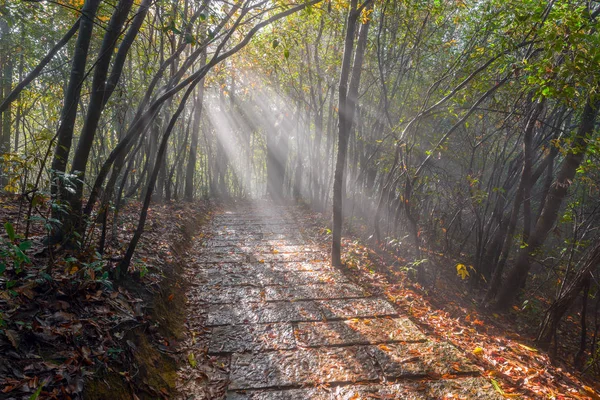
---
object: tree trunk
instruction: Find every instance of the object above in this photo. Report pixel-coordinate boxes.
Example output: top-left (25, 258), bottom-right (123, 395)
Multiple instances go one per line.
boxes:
top-left (536, 242), bottom-right (600, 349)
top-left (50, 0), bottom-right (101, 217)
top-left (332, 0), bottom-right (371, 266)
top-left (185, 51), bottom-right (206, 201)
top-left (494, 98), bottom-right (600, 309)
top-left (119, 79), bottom-right (200, 275)
top-left (484, 102), bottom-right (544, 303)
top-left (0, 17), bottom-right (12, 188)
top-left (68, 0), bottom-right (134, 227)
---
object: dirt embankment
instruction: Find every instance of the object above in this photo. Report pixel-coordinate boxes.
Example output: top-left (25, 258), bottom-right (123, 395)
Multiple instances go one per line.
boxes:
top-left (85, 202), bottom-right (212, 399)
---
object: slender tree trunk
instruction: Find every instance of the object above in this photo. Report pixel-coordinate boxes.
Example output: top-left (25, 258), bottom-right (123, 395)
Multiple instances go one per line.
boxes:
top-left (0, 17), bottom-right (12, 188)
top-left (537, 242), bottom-right (600, 349)
top-left (494, 98), bottom-right (600, 309)
top-left (50, 0), bottom-right (101, 216)
top-left (119, 79), bottom-right (200, 275)
top-left (67, 0), bottom-right (134, 228)
top-left (185, 51), bottom-right (207, 201)
top-left (483, 102), bottom-right (544, 303)
top-left (332, 0), bottom-right (371, 266)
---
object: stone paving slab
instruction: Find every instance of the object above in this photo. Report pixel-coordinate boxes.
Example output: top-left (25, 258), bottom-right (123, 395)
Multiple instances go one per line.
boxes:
top-left (193, 261), bottom-right (333, 277)
top-left (250, 252), bottom-right (328, 263)
top-left (196, 270), bottom-right (287, 286)
top-left (295, 317), bottom-right (426, 347)
top-left (204, 245), bottom-right (321, 254)
top-left (189, 285), bottom-right (264, 304)
top-left (316, 298), bottom-right (398, 319)
top-left (226, 377), bottom-right (503, 399)
top-left (198, 270), bottom-right (349, 287)
top-left (204, 296), bottom-right (395, 325)
top-left (209, 323), bottom-right (296, 353)
top-left (283, 270), bottom-right (349, 285)
top-left (206, 301), bottom-right (324, 326)
top-left (192, 281), bottom-right (366, 304)
top-left (264, 282), bottom-right (367, 301)
top-left (213, 228), bottom-right (304, 236)
top-left (209, 233), bottom-right (304, 241)
top-left (369, 341), bottom-right (478, 378)
top-left (227, 341), bottom-right (476, 390)
top-left (198, 253), bottom-right (248, 263)
top-left (266, 261), bottom-right (333, 272)
top-left (228, 347), bottom-right (379, 390)
top-left (198, 252), bottom-right (327, 264)
top-left (205, 239), bottom-right (309, 248)
top-left (202, 246), bottom-right (249, 254)
top-left (212, 223), bottom-right (300, 230)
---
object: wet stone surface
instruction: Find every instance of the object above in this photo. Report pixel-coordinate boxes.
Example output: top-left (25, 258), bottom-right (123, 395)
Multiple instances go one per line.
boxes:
top-left (209, 323), bottom-right (296, 353)
top-left (295, 317), bottom-right (426, 347)
top-left (226, 377), bottom-right (503, 399)
top-left (316, 297), bottom-right (398, 319)
top-left (264, 282), bottom-right (367, 301)
top-left (228, 347), bottom-right (379, 390)
top-left (190, 203), bottom-right (498, 398)
top-left (206, 301), bottom-right (325, 326)
top-left (370, 341), bottom-right (479, 378)
top-left (189, 285), bottom-right (264, 304)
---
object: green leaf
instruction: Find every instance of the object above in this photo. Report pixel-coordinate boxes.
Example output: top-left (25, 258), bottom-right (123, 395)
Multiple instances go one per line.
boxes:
top-left (272, 39), bottom-right (279, 49)
top-left (29, 384), bottom-right (43, 400)
top-left (40, 272), bottom-right (52, 281)
top-left (491, 379), bottom-right (504, 395)
top-left (284, 49), bottom-right (290, 59)
top-left (5, 222), bottom-right (15, 241)
top-left (18, 241), bottom-right (32, 252)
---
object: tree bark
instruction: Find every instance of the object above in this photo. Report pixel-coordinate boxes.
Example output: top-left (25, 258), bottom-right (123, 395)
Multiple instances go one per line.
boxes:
top-left (0, 17), bottom-right (12, 188)
top-left (68, 0), bottom-right (135, 225)
top-left (185, 51), bottom-right (207, 201)
top-left (494, 98), bottom-right (600, 309)
top-left (50, 0), bottom-right (101, 214)
top-left (536, 242), bottom-right (600, 349)
top-left (332, 0), bottom-right (371, 266)
top-left (119, 78), bottom-right (200, 275)
top-left (484, 101), bottom-right (544, 303)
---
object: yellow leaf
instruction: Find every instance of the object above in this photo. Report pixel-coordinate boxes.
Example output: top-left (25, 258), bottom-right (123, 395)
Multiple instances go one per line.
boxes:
top-left (188, 352), bottom-right (197, 368)
top-left (456, 264), bottom-right (469, 280)
top-left (473, 347), bottom-right (484, 356)
top-left (518, 343), bottom-right (538, 352)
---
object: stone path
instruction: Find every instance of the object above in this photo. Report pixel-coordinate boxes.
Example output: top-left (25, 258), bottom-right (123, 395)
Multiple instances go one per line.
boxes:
top-left (192, 203), bottom-right (501, 399)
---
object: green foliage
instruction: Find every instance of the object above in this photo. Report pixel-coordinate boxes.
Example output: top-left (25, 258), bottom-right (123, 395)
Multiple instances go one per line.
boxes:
top-left (0, 222), bottom-right (32, 277)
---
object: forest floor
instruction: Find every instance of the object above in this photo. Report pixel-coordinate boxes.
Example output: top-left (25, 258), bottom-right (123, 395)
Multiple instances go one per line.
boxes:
top-left (0, 194), bottom-right (212, 399)
top-left (176, 201), bottom-right (600, 400)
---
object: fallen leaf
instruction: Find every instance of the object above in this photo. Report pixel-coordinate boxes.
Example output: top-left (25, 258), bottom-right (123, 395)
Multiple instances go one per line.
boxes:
top-left (4, 330), bottom-right (19, 349)
top-left (518, 343), bottom-right (538, 353)
top-left (188, 352), bottom-right (197, 368)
